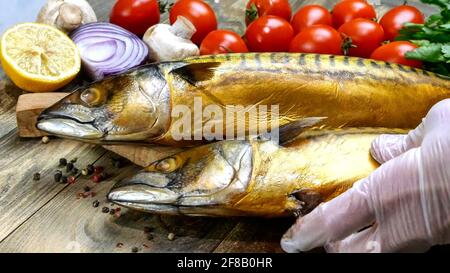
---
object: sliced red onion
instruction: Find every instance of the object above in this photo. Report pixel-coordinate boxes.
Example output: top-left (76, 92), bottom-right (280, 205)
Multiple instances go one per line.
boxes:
top-left (70, 22), bottom-right (149, 81)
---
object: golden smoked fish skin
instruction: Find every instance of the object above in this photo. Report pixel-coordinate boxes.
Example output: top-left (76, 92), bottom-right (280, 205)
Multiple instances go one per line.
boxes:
top-left (107, 128), bottom-right (407, 217)
top-left (37, 53), bottom-right (450, 145)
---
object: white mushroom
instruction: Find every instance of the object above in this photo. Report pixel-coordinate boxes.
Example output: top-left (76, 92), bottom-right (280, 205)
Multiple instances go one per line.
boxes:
top-left (36, 0), bottom-right (97, 33)
top-left (143, 16), bottom-right (200, 62)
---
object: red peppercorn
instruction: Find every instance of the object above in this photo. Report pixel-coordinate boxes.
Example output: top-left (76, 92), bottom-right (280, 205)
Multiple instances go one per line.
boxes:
top-left (67, 176), bottom-right (76, 184)
top-left (92, 174), bottom-right (102, 183)
top-left (94, 166), bottom-right (104, 174)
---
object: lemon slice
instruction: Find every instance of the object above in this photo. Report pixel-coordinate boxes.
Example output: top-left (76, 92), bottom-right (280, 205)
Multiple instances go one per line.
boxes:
top-left (0, 23), bottom-right (81, 92)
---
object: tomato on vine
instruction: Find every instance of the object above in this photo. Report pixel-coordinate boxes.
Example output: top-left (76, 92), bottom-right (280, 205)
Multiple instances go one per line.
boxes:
top-left (245, 0), bottom-right (292, 25)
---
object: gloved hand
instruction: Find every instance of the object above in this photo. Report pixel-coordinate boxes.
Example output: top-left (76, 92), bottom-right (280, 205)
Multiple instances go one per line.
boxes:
top-left (281, 99), bottom-right (450, 253)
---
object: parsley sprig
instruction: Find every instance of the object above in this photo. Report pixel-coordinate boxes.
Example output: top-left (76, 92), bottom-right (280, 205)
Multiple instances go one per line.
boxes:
top-left (397, 0), bottom-right (450, 75)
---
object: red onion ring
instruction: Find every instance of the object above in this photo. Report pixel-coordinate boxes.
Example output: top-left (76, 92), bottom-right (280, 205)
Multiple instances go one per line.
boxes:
top-left (70, 23), bottom-right (149, 80)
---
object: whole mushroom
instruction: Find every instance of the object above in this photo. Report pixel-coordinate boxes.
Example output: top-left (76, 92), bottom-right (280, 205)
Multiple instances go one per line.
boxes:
top-left (143, 16), bottom-right (200, 62)
top-left (36, 0), bottom-right (97, 33)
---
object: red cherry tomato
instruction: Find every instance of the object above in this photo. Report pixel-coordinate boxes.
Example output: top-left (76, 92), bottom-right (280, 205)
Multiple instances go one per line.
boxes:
top-left (289, 25), bottom-right (342, 55)
top-left (380, 5), bottom-right (425, 41)
top-left (245, 0), bottom-right (292, 25)
top-left (200, 30), bottom-right (249, 55)
top-left (339, 18), bottom-right (385, 58)
top-left (332, 0), bottom-right (377, 29)
top-left (245, 15), bottom-right (294, 52)
top-left (110, 0), bottom-right (160, 37)
top-left (291, 5), bottom-right (332, 34)
top-left (170, 0), bottom-right (218, 45)
top-left (370, 41), bottom-right (422, 68)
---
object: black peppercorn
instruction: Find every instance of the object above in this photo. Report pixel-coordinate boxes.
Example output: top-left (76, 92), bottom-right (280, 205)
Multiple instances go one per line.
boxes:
top-left (131, 247), bottom-right (139, 253)
top-left (59, 158), bottom-right (67, 166)
top-left (61, 176), bottom-right (68, 184)
top-left (33, 173), bottom-right (40, 181)
top-left (54, 171), bottom-right (62, 182)
top-left (102, 207), bottom-right (110, 213)
top-left (71, 167), bottom-right (79, 175)
top-left (83, 186), bottom-right (91, 192)
top-left (66, 162), bottom-right (74, 172)
top-left (92, 200), bottom-right (100, 208)
top-left (86, 164), bottom-right (94, 175)
top-left (144, 226), bottom-right (154, 233)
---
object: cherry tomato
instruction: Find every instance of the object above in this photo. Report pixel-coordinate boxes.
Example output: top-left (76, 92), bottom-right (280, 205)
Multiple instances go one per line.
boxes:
top-left (289, 25), bottom-right (342, 55)
top-left (200, 30), bottom-right (249, 55)
top-left (110, 0), bottom-right (160, 36)
top-left (170, 0), bottom-right (218, 45)
top-left (380, 5), bottom-right (425, 41)
top-left (245, 0), bottom-right (292, 25)
top-left (370, 41), bottom-right (422, 68)
top-left (339, 18), bottom-right (385, 58)
top-left (332, 0), bottom-right (377, 29)
top-left (245, 15), bottom-right (294, 52)
top-left (291, 5), bottom-right (332, 34)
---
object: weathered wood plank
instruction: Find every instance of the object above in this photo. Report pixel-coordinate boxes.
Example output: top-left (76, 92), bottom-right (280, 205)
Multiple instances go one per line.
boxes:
top-left (0, 0), bottom-right (439, 253)
top-left (0, 134), bottom-right (105, 242)
top-left (0, 152), bottom-right (238, 253)
top-left (213, 219), bottom-right (293, 253)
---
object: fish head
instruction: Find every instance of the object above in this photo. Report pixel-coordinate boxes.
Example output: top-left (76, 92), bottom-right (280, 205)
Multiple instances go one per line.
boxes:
top-left (37, 65), bottom-right (170, 143)
top-left (108, 140), bottom-right (254, 216)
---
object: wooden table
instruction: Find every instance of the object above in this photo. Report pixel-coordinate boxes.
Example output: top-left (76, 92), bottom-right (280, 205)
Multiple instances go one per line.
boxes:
top-left (0, 0), bottom-right (436, 253)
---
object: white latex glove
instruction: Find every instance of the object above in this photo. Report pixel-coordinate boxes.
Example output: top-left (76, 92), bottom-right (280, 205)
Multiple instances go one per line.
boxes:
top-left (281, 99), bottom-right (450, 253)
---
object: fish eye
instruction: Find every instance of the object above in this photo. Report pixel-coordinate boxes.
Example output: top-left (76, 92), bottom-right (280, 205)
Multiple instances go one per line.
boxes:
top-left (80, 87), bottom-right (103, 107)
top-left (155, 157), bottom-right (178, 173)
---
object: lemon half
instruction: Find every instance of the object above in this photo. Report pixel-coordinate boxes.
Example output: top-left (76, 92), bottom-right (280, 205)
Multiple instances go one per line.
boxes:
top-left (0, 23), bottom-right (81, 92)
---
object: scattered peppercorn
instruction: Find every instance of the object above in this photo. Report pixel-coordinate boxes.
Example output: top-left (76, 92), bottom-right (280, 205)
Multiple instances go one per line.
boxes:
top-left (131, 247), bottom-right (139, 253)
top-left (167, 233), bottom-right (175, 241)
top-left (71, 167), bottom-right (79, 175)
top-left (94, 166), bottom-right (104, 174)
top-left (92, 174), bottom-right (102, 183)
top-left (66, 162), bottom-right (74, 172)
top-left (41, 136), bottom-right (50, 144)
top-left (147, 233), bottom-right (154, 241)
top-left (100, 172), bottom-right (109, 180)
top-left (59, 158), bottom-right (67, 166)
top-left (92, 200), bottom-right (99, 208)
top-left (111, 158), bottom-right (127, 168)
top-left (144, 226), bottom-right (154, 233)
top-left (109, 208), bottom-right (116, 215)
top-left (83, 186), bottom-right (91, 192)
top-left (102, 207), bottom-right (110, 213)
top-left (54, 170), bottom-right (62, 182)
top-left (81, 169), bottom-right (88, 176)
top-left (33, 173), bottom-right (40, 181)
top-left (67, 176), bottom-right (76, 184)
top-left (114, 160), bottom-right (123, 168)
top-left (61, 176), bottom-right (68, 184)
top-left (86, 164), bottom-right (94, 175)
top-left (116, 242), bottom-right (124, 248)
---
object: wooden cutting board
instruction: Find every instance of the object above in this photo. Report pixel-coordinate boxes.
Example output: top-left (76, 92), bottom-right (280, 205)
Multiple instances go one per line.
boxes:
top-left (16, 92), bottom-right (182, 167)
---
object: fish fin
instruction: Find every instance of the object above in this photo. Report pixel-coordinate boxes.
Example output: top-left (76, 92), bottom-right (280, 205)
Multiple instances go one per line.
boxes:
top-left (258, 117), bottom-right (326, 146)
top-left (290, 189), bottom-right (323, 217)
top-left (171, 62), bottom-right (221, 86)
